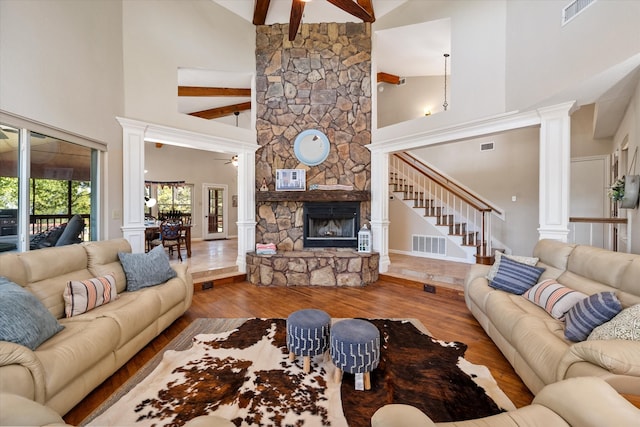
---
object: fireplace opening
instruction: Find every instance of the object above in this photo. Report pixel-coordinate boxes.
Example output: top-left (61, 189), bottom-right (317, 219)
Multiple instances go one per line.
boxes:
top-left (303, 202), bottom-right (359, 248)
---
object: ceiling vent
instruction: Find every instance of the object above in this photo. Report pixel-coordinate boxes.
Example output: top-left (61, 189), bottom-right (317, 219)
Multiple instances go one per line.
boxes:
top-left (480, 142), bottom-right (494, 152)
top-left (562, 0), bottom-right (597, 25)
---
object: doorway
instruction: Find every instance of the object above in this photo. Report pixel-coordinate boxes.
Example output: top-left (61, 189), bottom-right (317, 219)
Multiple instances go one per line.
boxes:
top-left (203, 184), bottom-right (228, 240)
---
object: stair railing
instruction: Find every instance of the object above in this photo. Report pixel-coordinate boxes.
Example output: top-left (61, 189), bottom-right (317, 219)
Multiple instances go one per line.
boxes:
top-left (390, 152), bottom-right (503, 263)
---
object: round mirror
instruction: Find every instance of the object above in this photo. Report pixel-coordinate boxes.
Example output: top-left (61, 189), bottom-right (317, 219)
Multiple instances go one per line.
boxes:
top-left (293, 129), bottom-right (330, 166)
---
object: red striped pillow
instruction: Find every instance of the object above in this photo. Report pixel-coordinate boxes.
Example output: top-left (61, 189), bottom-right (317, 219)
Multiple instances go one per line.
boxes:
top-left (523, 279), bottom-right (587, 320)
top-left (63, 274), bottom-right (118, 317)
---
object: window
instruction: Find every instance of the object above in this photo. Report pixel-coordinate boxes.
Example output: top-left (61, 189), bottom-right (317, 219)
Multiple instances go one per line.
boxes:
top-left (0, 122), bottom-right (98, 251)
top-left (146, 182), bottom-right (194, 220)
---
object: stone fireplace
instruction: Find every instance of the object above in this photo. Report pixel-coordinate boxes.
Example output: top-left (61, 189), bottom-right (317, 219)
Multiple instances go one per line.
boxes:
top-left (248, 22), bottom-right (376, 287)
top-left (303, 202), bottom-right (359, 248)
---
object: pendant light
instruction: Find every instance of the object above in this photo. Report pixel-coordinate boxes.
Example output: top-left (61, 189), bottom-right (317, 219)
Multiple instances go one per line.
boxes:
top-left (443, 53), bottom-right (450, 111)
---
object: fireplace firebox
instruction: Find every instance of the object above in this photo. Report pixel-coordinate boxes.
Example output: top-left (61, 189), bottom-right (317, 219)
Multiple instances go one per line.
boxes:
top-left (303, 202), bottom-right (359, 248)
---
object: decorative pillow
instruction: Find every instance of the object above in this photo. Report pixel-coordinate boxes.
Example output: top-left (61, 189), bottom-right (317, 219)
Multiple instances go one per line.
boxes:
top-left (489, 256), bottom-right (545, 295)
top-left (0, 276), bottom-right (64, 350)
top-left (588, 304), bottom-right (640, 341)
top-left (564, 292), bottom-right (622, 342)
top-left (118, 245), bottom-right (177, 292)
top-left (63, 274), bottom-right (118, 317)
top-left (486, 251), bottom-right (539, 281)
top-left (523, 279), bottom-right (588, 319)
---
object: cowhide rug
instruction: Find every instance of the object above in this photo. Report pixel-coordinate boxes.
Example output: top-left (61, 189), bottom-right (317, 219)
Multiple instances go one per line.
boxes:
top-left (84, 318), bottom-right (514, 427)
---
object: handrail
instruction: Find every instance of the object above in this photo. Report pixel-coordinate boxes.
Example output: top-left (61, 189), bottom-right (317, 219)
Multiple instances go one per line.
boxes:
top-left (568, 217), bottom-right (628, 252)
top-left (569, 217), bottom-right (627, 224)
top-left (394, 152), bottom-right (503, 216)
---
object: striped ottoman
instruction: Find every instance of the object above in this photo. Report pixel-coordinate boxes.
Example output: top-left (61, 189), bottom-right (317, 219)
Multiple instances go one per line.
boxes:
top-left (330, 319), bottom-right (380, 390)
top-left (286, 309), bottom-right (331, 373)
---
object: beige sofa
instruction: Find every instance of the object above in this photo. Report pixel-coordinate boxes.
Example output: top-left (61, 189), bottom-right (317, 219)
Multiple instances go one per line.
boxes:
top-left (464, 239), bottom-right (640, 395)
top-left (0, 238), bottom-right (193, 416)
top-left (371, 377), bottom-right (640, 427)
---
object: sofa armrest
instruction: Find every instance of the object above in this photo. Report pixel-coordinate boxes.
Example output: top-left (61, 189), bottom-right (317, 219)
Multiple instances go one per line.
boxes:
top-left (533, 377), bottom-right (640, 427)
top-left (463, 264), bottom-right (490, 288)
top-left (0, 341), bottom-right (46, 403)
top-left (0, 393), bottom-right (70, 426)
top-left (171, 263), bottom-right (193, 310)
top-left (371, 404), bottom-right (435, 427)
top-left (557, 340), bottom-right (640, 379)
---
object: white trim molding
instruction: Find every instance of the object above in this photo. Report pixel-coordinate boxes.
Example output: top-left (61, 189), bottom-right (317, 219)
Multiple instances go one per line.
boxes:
top-left (116, 117), bottom-right (258, 272)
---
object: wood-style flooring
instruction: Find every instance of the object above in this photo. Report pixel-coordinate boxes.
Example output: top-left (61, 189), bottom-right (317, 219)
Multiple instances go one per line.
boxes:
top-left (62, 239), bottom-right (639, 424)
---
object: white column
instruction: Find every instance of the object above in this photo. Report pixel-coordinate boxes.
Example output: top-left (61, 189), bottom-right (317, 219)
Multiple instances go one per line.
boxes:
top-left (537, 102), bottom-right (576, 242)
top-left (369, 150), bottom-right (390, 272)
top-left (235, 150), bottom-right (256, 272)
top-left (117, 118), bottom-right (146, 253)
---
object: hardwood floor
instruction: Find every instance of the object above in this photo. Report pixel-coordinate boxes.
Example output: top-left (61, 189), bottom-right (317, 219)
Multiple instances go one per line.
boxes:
top-left (62, 240), bottom-right (639, 424)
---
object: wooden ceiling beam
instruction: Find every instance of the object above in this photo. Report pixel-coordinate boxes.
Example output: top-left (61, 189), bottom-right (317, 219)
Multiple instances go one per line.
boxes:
top-left (178, 86), bottom-right (251, 97)
top-left (326, 0), bottom-right (375, 23)
top-left (188, 101), bottom-right (252, 120)
top-left (253, 0), bottom-right (271, 25)
top-left (377, 72), bottom-right (400, 85)
top-left (357, 0), bottom-right (375, 22)
top-left (289, 0), bottom-right (306, 41)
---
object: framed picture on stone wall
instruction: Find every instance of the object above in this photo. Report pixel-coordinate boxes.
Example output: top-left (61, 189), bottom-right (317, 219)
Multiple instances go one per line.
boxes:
top-left (276, 169), bottom-right (306, 191)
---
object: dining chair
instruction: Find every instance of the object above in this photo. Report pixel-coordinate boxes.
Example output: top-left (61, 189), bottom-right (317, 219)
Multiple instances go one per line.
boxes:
top-left (151, 219), bottom-right (183, 261)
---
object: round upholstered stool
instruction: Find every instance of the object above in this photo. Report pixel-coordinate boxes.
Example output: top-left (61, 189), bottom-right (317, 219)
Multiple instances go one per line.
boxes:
top-left (286, 308), bottom-right (331, 373)
top-left (330, 318), bottom-right (380, 390)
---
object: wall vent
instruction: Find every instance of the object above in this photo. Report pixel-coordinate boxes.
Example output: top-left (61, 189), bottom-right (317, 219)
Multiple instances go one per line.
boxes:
top-left (412, 235), bottom-right (446, 255)
top-left (562, 0), bottom-right (597, 25)
top-left (480, 142), bottom-right (494, 151)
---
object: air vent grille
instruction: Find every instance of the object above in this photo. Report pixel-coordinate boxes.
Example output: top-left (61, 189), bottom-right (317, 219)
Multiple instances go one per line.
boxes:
top-left (412, 235), bottom-right (446, 255)
top-left (563, 0), bottom-right (596, 25)
top-left (480, 142), bottom-right (494, 151)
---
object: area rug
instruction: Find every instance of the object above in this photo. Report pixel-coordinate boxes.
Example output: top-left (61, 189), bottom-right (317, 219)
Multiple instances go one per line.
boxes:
top-left (82, 318), bottom-right (514, 427)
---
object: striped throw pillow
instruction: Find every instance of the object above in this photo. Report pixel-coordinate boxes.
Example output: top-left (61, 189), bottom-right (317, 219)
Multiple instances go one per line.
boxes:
top-left (523, 279), bottom-right (587, 319)
top-left (565, 292), bottom-right (622, 342)
top-left (63, 274), bottom-right (118, 317)
top-left (489, 256), bottom-right (545, 295)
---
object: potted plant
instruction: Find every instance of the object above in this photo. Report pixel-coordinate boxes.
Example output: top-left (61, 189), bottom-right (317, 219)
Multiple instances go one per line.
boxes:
top-left (608, 177), bottom-right (625, 202)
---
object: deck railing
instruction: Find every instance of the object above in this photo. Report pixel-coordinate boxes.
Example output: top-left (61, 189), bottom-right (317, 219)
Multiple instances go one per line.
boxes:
top-left (30, 214), bottom-right (91, 241)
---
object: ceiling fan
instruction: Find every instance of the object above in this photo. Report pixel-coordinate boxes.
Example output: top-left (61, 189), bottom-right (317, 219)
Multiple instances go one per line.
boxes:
top-left (253, 0), bottom-right (376, 41)
top-left (212, 155), bottom-right (239, 166)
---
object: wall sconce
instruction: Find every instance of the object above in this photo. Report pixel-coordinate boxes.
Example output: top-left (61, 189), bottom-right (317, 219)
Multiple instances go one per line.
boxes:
top-left (424, 108), bottom-right (432, 116)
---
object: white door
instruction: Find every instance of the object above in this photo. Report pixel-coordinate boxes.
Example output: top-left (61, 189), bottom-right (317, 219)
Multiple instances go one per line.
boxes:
top-left (570, 156), bottom-right (609, 248)
top-left (202, 184), bottom-right (228, 240)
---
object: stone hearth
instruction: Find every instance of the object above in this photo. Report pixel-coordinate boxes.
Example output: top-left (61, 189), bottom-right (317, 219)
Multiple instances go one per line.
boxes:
top-left (246, 249), bottom-right (379, 287)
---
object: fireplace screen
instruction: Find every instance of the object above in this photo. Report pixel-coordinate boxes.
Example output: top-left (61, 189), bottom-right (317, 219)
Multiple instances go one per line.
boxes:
top-left (303, 202), bottom-right (359, 248)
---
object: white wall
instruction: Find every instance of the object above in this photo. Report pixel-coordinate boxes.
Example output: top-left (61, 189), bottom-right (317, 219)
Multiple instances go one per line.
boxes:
top-left (375, 0), bottom-right (507, 135)
top-left (0, 0), bottom-right (125, 238)
top-left (407, 127), bottom-right (541, 256)
top-left (505, 0), bottom-right (640, 110)
top-left (121, 0), bottom-right (255, 141)
top-left (377, 76), bottom-right (447, 127)
top-left (144, 144), bottom-right (238, 239)
top-left (613, 78), bottom-right (640, 254)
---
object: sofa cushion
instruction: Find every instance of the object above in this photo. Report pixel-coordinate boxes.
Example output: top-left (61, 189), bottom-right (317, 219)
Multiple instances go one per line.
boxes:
top-left (85, 238), bottom-right (131, 293)
top-left (565, 292), bottom-right (622, 342)
top-left (490, 257), bottom-right (545, 295)
top-left (0, 277), bottom-right (64, 350)
top-left (63, 274), bottom-right (118, 317)
top-left (588, 304), bottom-right (640, 341)
top-left (523, 279), bottom-right (587, 320)
top-left (118, 245), bottom-right (177, 291)
top-left (486, 251), bottom-right (539, 281)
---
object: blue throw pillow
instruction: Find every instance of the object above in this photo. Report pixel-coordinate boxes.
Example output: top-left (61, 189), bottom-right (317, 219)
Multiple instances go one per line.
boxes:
top-left (0, 276), bottom-right (64, 350)
top-left (565, 292), bottom-right (622, 342)
top-left (489, 256), bottom-right (545, 295)
top-left (118, 245), bottom-right (177, 291)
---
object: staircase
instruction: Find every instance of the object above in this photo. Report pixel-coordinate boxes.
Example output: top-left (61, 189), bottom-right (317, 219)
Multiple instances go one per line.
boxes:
top-left (390, 153), bottom-right (502, 264)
